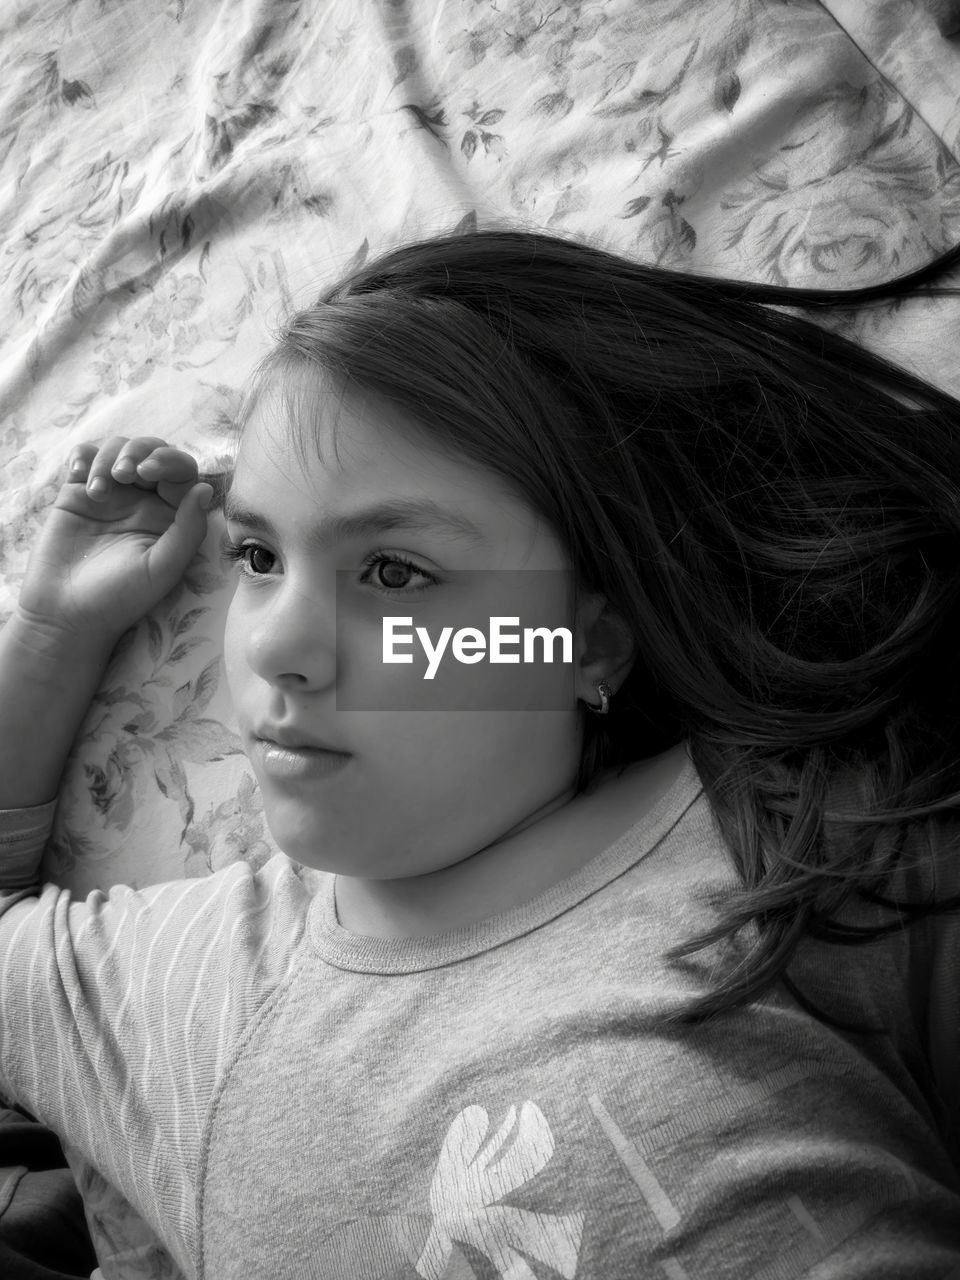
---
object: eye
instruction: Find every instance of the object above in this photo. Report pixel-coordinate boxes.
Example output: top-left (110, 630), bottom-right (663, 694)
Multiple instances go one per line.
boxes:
top-left (221, 537), bottom-right (278, 577)
top-left (359, 552), bottom-right (438, 596)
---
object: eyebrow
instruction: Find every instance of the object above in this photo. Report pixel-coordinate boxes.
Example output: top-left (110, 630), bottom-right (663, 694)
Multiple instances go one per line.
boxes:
top-left (222, 491), bottom-right (489, 550)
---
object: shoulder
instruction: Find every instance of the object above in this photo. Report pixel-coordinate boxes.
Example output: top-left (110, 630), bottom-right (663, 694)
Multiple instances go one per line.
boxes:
top-left (2, 852), bottom-right (316, 1053)
top-left (78, 852), bottom-right (316, 981)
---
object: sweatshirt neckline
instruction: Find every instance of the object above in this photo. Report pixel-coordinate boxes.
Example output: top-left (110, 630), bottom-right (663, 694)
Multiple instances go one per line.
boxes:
top-left (307, 752), bottom-right (705, 974)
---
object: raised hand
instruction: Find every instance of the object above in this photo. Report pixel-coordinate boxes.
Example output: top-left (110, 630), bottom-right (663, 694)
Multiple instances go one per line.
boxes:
top-left (16, 436), bottom-right (214, 650)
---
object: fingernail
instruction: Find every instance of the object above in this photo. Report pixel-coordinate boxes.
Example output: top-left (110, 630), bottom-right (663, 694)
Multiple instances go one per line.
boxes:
top-left (88, 476), bottom-right (109, 495)
top-left (113, 459), bottom-right (135, 475)
top-left (197, 484), bottom-right (213, 511)
top-left (70, 458), bottom-right (85, 474)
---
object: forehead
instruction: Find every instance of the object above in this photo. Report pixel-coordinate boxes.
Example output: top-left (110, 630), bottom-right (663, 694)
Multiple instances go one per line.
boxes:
top-left (228, 364), bottom-right (572, 570)
top-left (228, 368), bottom-right (566, 570)
top-left (232, 364), bottom-right (520, 513)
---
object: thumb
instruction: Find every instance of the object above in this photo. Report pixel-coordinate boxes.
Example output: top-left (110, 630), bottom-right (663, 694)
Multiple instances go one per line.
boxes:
top-left (145, 482), bottom-right (214, 592)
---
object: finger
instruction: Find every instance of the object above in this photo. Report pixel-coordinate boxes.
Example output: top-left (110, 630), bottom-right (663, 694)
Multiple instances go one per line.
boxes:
top-left (66, 443), bottom-right (100, 483)
top-left (133, 445), bottom-right (199, 489)
top-left (109, 437), bottom-right (173, 485)
top-left (144, 482), bottom-right (214, 595)
top-left (84, 436), bottom-right (132, 502)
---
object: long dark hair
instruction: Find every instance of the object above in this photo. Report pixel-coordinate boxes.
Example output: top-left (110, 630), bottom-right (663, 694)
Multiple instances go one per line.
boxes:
top-left (243, 224), bottom-right (960, 1021)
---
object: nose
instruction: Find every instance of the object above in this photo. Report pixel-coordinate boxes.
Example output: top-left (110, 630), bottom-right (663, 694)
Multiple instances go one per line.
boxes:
top-left (243, 578), bottom-right (337, 692)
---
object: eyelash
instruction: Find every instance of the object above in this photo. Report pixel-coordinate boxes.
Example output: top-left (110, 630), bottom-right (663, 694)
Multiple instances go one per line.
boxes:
top-left (220, 539), bottom-right (439, 597)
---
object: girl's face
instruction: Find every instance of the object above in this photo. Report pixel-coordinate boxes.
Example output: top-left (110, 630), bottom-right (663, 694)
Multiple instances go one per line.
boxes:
top-left (222, 372), bottom-right (596, 879)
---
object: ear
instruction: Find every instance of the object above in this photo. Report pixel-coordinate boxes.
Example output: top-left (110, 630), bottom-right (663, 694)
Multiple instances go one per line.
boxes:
top-left (573, 590), bottom-right (636, 705)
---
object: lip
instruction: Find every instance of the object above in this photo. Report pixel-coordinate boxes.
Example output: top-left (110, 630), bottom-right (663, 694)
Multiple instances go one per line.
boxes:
top-left (255, 725), bottom-right (347, 753)
top-left (253, 738), bottom-right (351, 781)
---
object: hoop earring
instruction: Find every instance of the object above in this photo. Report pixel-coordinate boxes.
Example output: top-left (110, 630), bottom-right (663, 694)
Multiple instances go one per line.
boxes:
top-left (585, 679), bottom-right (612, 715)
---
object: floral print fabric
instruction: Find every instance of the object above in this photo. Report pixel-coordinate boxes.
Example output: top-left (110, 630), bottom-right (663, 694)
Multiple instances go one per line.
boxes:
top-left (1, 0), bottom-right (959, 895)
top-left (3, 0), bottom-right (960, 899)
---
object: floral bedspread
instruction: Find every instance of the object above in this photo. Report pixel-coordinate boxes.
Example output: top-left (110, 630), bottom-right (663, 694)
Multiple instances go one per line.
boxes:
top-left (2, 1), bottom-right (960, 1276)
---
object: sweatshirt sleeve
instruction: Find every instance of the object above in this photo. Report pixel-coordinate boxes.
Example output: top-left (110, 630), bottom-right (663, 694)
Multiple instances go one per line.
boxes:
top-left (0, 801), bottom-right (312, 1276)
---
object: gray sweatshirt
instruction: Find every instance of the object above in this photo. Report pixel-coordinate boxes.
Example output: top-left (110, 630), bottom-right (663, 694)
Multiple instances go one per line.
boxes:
top-left (1, 754), bottom-right (958, 1279)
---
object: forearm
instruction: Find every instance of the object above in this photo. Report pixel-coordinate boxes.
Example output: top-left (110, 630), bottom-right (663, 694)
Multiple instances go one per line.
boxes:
top-left (0, 612), bottom-right (116, 810)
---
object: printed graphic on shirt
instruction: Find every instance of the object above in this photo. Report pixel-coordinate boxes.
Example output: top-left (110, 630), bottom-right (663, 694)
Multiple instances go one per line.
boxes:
top-left (304, 1101), bottom-right (583, 1279)
top-left (309, 1089), bottom-right (883, 1279)
top-left (210, 1072), bottom-right (954, 1279)
top-left (415, 1102), bottom-right (584, 1279)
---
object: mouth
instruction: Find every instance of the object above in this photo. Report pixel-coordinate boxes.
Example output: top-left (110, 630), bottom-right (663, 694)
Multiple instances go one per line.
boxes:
top-left (253, 737), bottom-right (352, 782)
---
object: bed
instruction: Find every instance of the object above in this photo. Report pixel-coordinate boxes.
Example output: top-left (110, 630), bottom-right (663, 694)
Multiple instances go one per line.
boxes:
top-left (2, 1), bottom-right (960, 1275)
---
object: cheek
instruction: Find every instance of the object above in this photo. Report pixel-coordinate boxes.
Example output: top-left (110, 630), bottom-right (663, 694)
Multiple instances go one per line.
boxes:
top-left (221, 594), bottom-right (247, 692)
top-left (374, 710), bottom-right (582, 858)
top-left (388, 710), bottom-right (579, 786)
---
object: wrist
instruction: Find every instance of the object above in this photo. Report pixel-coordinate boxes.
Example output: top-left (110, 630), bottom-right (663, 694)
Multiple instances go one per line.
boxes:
top-left (8, 608), bottom-right (122, 671)
top-left (0, 611), bottom-right (116, 810)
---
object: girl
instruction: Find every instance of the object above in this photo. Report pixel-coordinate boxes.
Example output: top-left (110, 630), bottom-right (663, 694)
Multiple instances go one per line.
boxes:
top-left (2, 226), bottom-right (960, 1279)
